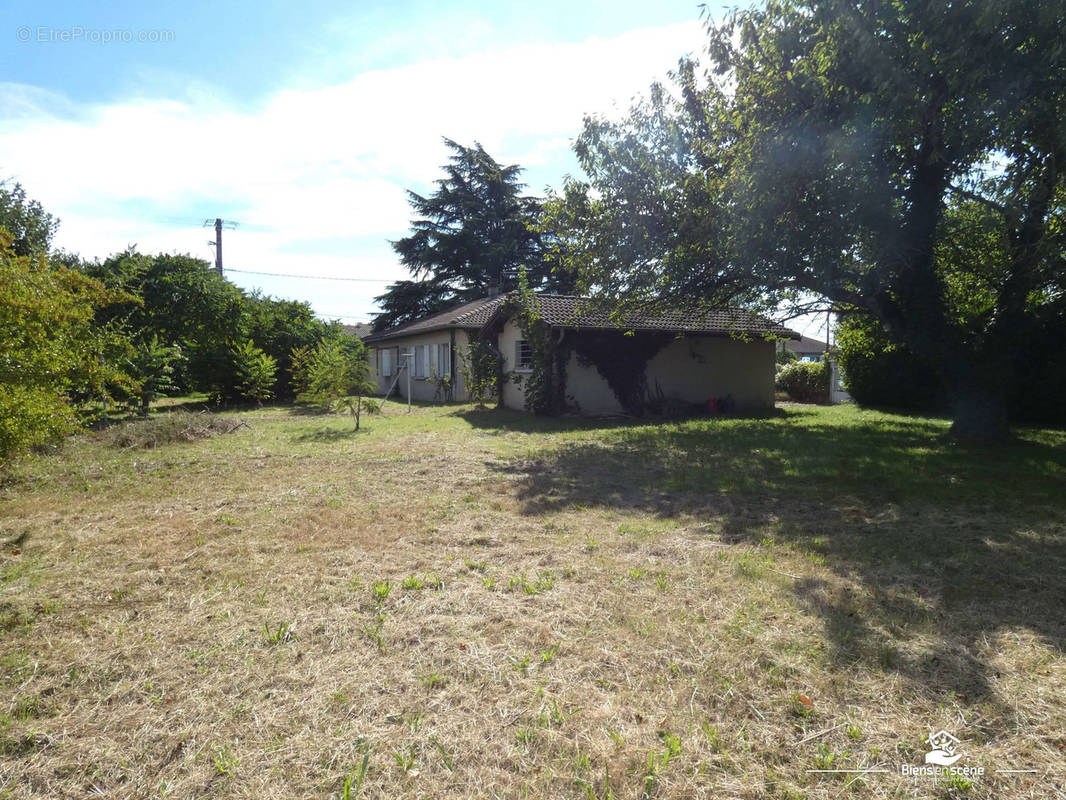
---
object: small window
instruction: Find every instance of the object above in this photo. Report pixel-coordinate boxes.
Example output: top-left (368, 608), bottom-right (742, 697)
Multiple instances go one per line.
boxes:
top-left (515, 339), bottom-right (532, 372)
top-left (436, 343), bottom-right (451, 377)
top-left (380, 348), bottom-right (393, 377)
top-left (413, 346), bottom-right (425, 379)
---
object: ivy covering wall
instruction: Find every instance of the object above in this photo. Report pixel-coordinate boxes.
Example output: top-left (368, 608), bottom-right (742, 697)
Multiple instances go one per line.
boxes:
top-left (571, 331), bottom-right (671, 416)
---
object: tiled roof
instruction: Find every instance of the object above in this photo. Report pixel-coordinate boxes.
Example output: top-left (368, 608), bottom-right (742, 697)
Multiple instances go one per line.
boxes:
top-left (362, 295), bottom-right (508, 342)
top-left (521, 295), bottom-right (799, 338)
top-left (364, 292), bottom-right (799, 342)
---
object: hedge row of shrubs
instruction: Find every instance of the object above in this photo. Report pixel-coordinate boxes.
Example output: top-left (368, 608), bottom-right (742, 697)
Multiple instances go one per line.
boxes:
top-left (835, 313), bottom-right (1066, 425)
top-left (774, 360), bottom-right (830, 403)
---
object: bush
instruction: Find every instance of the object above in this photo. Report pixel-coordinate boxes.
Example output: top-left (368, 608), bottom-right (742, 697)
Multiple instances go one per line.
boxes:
top-left (123, 335), bottom-right (184, 416)
top-left (293, 335), bottom-right (380, 429)
top-left (0, 230), bottom-right (128, 465)
top-left (0, 385), bottom-right (78, 459)
top-left (835, 314), bottom-right (943, 411)
top-left (835, 312), bottom-right (1066, 425)
top-left (775, 360), bottom-right (830, 403)
top-left (232, 340), bottom-right (278, 405)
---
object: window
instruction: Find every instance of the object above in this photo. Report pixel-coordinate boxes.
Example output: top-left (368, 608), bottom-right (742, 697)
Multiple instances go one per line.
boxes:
top-left (413, 345), bottom-right (425, 379)
top-left (515, 339), bottom-right (532, 372)
top-left (436, 343), bottom-right (451, 377)
top-left (406, 343), bottom-right (451, 379)
top-left (380, 348), bottom-right (393, 377)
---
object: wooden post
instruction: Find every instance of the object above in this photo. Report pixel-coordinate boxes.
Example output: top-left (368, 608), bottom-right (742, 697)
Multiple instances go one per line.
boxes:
top-left (214, 218), bottom-right (223, 276)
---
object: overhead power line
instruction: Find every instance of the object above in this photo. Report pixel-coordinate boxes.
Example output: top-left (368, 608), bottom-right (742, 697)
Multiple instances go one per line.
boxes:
top-left (225, 268), bottom-right (393, 283)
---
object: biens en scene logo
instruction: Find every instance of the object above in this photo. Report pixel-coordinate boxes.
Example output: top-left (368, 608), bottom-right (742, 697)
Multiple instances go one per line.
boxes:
top-left (900, 729), bottom-right (984, 780)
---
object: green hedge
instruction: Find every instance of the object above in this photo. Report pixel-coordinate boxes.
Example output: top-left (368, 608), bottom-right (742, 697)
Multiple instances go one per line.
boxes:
top-left (835, 314), bottom-right (943, 411)
top-left (775, 360), bottom-right (830, 403)
top-left (835, 312), bottom-right (1066, 425)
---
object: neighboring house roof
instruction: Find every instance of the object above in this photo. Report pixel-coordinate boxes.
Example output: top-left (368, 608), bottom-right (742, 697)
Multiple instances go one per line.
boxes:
top-left (364, 292), bottom-right (799, 343)
top-left (342, 323), bottom-right (373, 339)
top-left (785, 334), bottom-right (828, 355)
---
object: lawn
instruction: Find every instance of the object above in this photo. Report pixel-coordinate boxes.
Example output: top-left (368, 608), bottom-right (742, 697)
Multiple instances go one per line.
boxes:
top-left (1, 402), bottom-right (1064, 799)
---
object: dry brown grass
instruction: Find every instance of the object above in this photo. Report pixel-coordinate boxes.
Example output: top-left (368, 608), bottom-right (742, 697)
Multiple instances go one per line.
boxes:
top-left (98, 411), bottom-right (246, 449)
top-left (0, 403), bottom-right (1063, 799)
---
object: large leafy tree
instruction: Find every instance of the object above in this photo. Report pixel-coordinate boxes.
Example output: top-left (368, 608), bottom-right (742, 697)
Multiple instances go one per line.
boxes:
top-left (0, 232), bottom-right (129, 462)
top-left (0, 180), bottom-right (58, 257)
top-left (554, 0), bottom-right (1066, 438)
top-left (90, 254), bottom-right (337, 401)
top-left (374, 139), bottom-right (570, 332)
top-left (84, 251), bottom-right (247, 395)
top-left (242, 293), bottom-right (333, 400)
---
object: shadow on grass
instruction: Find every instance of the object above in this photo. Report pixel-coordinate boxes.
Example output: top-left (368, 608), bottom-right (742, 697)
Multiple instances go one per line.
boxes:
top-left (454, 405), bottom-right (788, 436)
top-left (488, 409), bottom-right (1066, 717)
top-left (294, 427), bottom-right (362, 442)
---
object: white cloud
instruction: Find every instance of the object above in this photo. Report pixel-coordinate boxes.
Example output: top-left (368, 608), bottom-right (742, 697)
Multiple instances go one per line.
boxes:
top-left (0, 20), bottom-right (705, 319)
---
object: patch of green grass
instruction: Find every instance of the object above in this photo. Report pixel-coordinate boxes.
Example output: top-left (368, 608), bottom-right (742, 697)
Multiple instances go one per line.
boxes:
top-left (341, 752), bottom-right (370, 799)
top-left (401, 574), bottom-right (424, 590)
top-left (262, 621), bottom-right (293, 645)
top-left (370, 579), bottom-right (392, 605)
top-left (507, 571), bottom-right (553, 594)
top-left (420, 671), bottom-right (447, 690)
top-left (212, 744), bottom-right (237, 776)
top-left (391, 744), bottom-right (416, 774)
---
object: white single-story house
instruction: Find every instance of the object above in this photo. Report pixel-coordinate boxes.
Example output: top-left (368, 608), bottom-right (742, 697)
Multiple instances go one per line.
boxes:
top-left (363, 293), bottom-right (800, 415)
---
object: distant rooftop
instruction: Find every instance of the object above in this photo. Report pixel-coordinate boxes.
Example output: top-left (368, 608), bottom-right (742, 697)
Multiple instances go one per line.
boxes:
top-left (785, 334), bottom-right (828, 354)
top-left (342, 323), bottom-right (373, 339)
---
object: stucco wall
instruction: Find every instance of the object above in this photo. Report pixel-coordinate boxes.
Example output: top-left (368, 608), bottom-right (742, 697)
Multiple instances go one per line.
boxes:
top-left (499, 320), bottom-right (531, 410)
top-left (563, 351), bottom-right (623, 415)
top-left (368, 329), bottom-right (470, 402)
top-left (645, 336), bottom-right (775, 411)
top-left (500, 323), bottom-right (775, 414)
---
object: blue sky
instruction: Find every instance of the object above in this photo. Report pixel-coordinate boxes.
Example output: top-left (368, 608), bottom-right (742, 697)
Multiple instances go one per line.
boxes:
top-left (1, 2), bottom-right (833, 334)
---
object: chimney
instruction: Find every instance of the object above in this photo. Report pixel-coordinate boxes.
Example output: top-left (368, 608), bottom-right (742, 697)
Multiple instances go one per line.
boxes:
top-left (486, 280), bottom-right (500, 297)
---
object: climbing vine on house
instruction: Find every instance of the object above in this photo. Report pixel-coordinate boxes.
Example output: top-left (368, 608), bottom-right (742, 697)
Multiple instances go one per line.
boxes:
top-left (512, 268), bottom-right (568, 416)
top-left (459, 339), bottom-right (501, 407)
top-left (571, 331), bottom-right (671, 416)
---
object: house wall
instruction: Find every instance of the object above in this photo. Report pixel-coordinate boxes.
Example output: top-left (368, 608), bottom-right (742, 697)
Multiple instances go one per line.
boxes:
top-left (499, 320), bottom-right (531, 410)
top-left (563, 350), bottom-right (624, 414)
top-left (368, 330), bottom-right (470, 402)
top-left (645, 336), bottom-right (775, 411)
top-left (500, 320), bottom-right (775, 414)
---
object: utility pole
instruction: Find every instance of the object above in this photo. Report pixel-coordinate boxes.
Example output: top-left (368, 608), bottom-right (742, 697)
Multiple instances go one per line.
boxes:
top-left (214, 218), bottom-right (223, 276)
top-left (204, 218), bottom-right (237, 276)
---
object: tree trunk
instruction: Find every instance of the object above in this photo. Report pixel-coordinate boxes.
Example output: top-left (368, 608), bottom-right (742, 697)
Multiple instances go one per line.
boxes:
top-left (948, 386), bottom-right (1010, 441)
